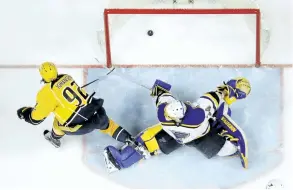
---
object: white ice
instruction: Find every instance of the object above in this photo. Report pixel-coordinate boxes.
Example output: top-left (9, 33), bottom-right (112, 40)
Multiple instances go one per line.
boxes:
top-left (83, 67), bottom-right (283, 189)
top-left (0, 0), bottom-right (292, 189)
top-left (110, 14), bottom-right (256, 65)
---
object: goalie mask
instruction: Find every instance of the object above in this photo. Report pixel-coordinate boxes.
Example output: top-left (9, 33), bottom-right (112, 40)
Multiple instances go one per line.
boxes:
top-left (164, 100), bottom-right (187, 122)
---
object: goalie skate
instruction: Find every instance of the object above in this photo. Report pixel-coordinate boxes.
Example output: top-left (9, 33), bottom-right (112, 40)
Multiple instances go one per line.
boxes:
top-left (103, 149), bottom-right (120, 173)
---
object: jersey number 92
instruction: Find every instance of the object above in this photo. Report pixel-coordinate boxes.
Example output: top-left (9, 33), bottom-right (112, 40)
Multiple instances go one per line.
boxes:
top-left (62, 81), bottom-right (89, 107)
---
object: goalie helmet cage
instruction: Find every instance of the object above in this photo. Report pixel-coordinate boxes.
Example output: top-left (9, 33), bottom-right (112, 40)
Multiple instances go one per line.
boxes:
top-left (100, 0), bottom-right (271, 68)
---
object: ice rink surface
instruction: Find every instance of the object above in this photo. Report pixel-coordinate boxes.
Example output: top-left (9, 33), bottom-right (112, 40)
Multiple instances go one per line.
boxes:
top-left (109, 14), bottom-right (256, 65)
top-left (83, 67), bottom-right (283, 188)
top-left (0, 0), bottom-right (292, 189)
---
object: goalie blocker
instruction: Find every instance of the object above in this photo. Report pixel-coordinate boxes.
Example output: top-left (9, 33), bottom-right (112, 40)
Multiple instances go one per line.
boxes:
top-left (188, 111), bottom-right (248, 168)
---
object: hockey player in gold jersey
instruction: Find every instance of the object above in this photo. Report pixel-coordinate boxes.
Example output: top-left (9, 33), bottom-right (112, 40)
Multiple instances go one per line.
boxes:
top-left (17, 62), bottom-right (133, 148)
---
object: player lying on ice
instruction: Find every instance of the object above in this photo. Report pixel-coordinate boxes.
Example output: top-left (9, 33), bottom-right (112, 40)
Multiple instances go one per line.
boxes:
top-left (16, 62), bottom-right (134, 148)
top-left (103, 77), bottom-right (251, 172)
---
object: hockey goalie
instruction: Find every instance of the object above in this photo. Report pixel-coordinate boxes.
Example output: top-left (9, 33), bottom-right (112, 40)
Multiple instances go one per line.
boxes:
top-left (103, 77), bottom-right (251, 173)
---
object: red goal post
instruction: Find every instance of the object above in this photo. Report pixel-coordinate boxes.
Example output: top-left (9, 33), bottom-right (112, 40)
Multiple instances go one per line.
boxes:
top-left (103, 8), bottom-right (262, 68)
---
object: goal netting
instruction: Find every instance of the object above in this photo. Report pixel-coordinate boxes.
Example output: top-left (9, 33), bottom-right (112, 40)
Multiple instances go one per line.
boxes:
top-left (97, 0), bottom-right (270, 67)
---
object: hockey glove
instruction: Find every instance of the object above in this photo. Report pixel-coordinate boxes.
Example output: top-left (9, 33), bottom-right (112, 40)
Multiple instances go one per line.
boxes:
top-left (17, 107), bottom-right (33, 120)
top-left (17, 107), bottom-right (45, 125)
top-left (216, 83), bottom-right (228, 94)
top-left (151, 79), bottom-right (171, 97)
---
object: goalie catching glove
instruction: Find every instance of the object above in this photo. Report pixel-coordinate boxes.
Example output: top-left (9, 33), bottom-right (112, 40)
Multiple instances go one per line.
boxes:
top-left (217, 77), bottom-right (251, 105)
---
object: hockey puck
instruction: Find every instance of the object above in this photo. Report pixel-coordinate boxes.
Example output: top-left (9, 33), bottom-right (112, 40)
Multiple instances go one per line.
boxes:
top-left (147, 30), bottom-right (153, 36)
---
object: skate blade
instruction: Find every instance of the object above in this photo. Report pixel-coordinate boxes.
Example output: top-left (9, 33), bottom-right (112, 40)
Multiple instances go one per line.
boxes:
top-left (48, 140), bottom-right (60, 148)
top-left (103, 150), bottom-right (119, 173)
top-left (44, 135), bottom-right (60, 148)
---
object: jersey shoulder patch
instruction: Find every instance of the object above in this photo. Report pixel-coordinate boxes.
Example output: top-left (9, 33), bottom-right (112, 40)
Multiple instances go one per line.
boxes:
top-left (181, 104), bottom-right (205, 128)
top-left (200, 91), bottom-right (221, 111)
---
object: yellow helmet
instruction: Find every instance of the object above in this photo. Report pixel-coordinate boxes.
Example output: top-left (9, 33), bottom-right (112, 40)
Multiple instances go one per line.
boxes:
top-left (39, 62), bottom-right (58, 83)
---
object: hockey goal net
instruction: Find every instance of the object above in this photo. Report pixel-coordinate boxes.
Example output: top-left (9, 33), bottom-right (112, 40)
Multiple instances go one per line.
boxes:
top-left (97, 0), bottom-right (270, 68)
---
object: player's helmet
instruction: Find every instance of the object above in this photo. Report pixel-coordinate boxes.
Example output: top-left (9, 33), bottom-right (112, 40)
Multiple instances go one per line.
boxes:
top-left (39, 62), bottom-right (58, 83)
top-left (165, 100), bottom-right (187, 121)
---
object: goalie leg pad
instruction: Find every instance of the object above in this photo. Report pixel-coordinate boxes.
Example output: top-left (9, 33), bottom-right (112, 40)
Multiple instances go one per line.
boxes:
top-left (136, 124), bottom-right (181, 155)
top-left (217, 140), bottom-right (238, 157)
top-left (155, 130), bottom-right (181, 155)
top-left (105, 145), bottom-right (144, 169)
top-left (187, 127), bottom-right (226, 159)
top-left (218, 113), bottom-right (248, 168)
top-left (136, 123), bottom-right (162, 154)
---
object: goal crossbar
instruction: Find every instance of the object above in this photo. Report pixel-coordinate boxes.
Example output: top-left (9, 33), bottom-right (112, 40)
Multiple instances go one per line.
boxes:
top-left (104, 8), bottom-right (260, 14)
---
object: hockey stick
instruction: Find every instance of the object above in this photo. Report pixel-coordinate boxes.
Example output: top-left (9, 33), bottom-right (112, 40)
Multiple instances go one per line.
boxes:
top-left (80, 67), bottom-right (115, 88)
top-left (42, 61), bottom-right (115, 145)
top-left (94, 58), bottom-right (151, 90)
top-left (47, 64), bottom-right (115, 124)
top-left (64, 66), bottom-right (115, 120)
top-left (62, 61), bottom-right (115, 120)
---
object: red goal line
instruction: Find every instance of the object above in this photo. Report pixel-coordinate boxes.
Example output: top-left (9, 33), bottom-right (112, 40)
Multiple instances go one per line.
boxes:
top-left (0, 63), bottom-right (291, 69)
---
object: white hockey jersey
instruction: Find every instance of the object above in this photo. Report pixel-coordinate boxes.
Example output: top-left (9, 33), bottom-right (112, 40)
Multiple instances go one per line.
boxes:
top-left (156, 91), bottom-right (231, 144)
top-left (156, 93), bottom-right (207, 144)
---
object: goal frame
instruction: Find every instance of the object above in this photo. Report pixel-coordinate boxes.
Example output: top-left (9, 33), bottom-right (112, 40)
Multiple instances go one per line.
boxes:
top-left (103, 8), bottom-right (261, 68)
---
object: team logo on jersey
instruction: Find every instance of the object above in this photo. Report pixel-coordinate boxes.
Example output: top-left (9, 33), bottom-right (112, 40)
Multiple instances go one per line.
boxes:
top-left (170, 130), bottom-right (190, 140)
